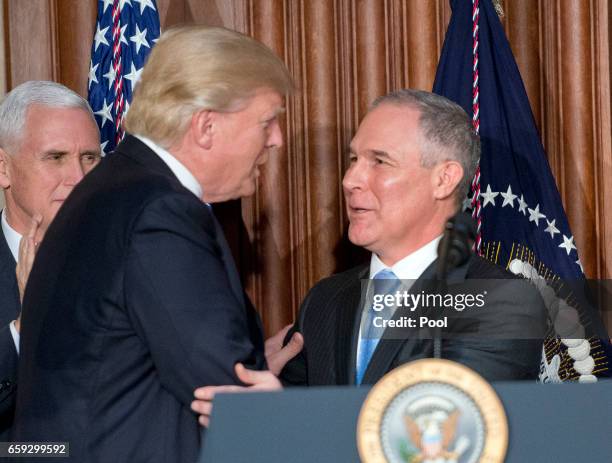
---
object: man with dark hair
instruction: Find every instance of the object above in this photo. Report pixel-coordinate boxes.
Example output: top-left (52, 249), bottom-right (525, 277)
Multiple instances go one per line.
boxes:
top-left (0, 80), bottom-right (101, 439)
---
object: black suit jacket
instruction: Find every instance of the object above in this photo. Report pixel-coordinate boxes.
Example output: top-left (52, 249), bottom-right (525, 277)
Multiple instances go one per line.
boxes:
top-left (12, 135), bottom-right (266, 462)
top-left (281, 255), bottom-right (547, 386)
top-left (0, 227), bottom-right (19, 440)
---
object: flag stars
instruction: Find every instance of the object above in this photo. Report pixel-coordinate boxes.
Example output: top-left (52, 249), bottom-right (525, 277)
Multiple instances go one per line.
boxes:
top-left (134, 0), bottom-right (156, 14)
top-left (130, 25), bottom-right (150, 54)
top-left (94, 99), bottom-right (114, 128)
top-left (100, 140), bottom-right (109, 156)
top-left (576, 258), bottom-right (584, 273)
top-left (544, 219), bottom-right (560, 239)
top-left (558, 234), bottom-right (576, 256)
top-left (500, 185), bottom-right (517, 208)
top-left (94, 24), bottom-right (110, 51)
top-left (119, 0), bottom-right (132, 11)
top-left (480, 184), bottom-right (499, 207)
top-left (103, 64), bottom-right (117, 90)
top-left (527, 204), bottom-right (546, 227)
top-left (102, 0), bottom-right (114, 14)
top-left (124, 63), bottom-right (143, 88)
top-left (119, 24), bottom-right (129, 46)
top-left (517, 195), bottom-right (528, 215)
top-left (88, 61), bottom-right (99, 90)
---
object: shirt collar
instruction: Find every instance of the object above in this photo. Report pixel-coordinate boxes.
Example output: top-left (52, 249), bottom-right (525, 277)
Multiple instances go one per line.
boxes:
top-left (1, 209), bottom-right (22, 262)
top-left (135, 135), bottom-right (203, 200)
top-left (369, 235), bottom-right (442, 280)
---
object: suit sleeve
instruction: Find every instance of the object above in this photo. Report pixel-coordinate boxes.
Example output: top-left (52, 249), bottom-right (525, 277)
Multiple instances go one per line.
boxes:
top-left (279, 290), bottom-right (316, 387)
top-left (0, 324), bottom-right (18, 434)
top-left (124, 193), bottom-right (266, 406)
top-left (279, 324), bottom-right (308, 386)
top-left (442, 279), bottom-right (548, 380)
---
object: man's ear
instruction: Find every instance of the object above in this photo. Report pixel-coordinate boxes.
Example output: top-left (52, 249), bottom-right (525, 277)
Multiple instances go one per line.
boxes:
top-left (190, 110), bottom-right (214, 150)
top-left (0, 149), bottom-right (11, 189)
top-left (432, 160), bottom-right (464, 200)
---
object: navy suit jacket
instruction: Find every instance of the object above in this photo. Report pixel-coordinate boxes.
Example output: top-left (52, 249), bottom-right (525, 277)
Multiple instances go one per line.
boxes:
top-left (12, 135), bottom-right (266, 462)
top-left (281, 255), bottom-right (548, 386)
top-left (0, 226), bottom-right (19, 440)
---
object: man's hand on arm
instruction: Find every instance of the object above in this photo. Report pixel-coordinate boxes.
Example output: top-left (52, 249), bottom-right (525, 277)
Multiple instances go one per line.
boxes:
top-left (264, 324), bottom-right (304, 376)
top-left (191, 363), bottom-right (282, 427)
top-left (190, 325), bottom-right (303, 427)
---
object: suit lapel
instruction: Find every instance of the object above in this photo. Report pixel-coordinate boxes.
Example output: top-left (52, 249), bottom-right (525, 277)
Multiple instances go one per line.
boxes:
top-left (209, 213), bottom-right (245, 307)
top-left (0, 225), bottom-right (20, 322)
top-left (115, 135), bottom-right (246, 306)
top-left (334, 267), bottom-right (368, 385)
top-left (361, 257), bottom-right (470, 384)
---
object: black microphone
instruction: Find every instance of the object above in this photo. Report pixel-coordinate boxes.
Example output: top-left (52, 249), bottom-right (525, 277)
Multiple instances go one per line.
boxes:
top-left (433, 212), bottom-right (476, 359)
top-left (436, 212), bottom-right (477, 280)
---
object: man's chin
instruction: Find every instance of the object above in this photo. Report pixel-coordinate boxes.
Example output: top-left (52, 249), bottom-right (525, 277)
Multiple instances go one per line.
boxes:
top-left (347, 228), bottom-right (375, 249)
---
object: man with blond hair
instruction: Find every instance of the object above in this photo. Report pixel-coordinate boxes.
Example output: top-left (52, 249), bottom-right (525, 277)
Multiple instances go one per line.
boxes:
top-left (13, 26), bottom-right (293, 462)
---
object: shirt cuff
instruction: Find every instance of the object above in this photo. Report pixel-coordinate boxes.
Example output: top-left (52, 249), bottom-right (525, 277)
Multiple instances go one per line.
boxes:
top-left (9, 320), bottom-right (20, 354)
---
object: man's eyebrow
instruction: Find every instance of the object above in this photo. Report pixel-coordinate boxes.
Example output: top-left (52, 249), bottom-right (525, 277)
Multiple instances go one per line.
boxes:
top-left (42, 150), bottom-right (68, 156)
top-left (371, 149), bottom-right (391, 158)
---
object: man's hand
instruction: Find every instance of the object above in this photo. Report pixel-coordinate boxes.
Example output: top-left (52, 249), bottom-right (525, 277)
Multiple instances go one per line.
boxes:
top-left (191, 363), bottom-right (282, 427)
top-left (14, 215), bottom-right (42, 332)
top-left (264, 324), bottom-right (304, 376)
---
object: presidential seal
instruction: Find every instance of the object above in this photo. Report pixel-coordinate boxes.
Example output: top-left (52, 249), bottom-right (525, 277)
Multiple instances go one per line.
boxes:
top-left (357, 359), bottom-right (508, 463)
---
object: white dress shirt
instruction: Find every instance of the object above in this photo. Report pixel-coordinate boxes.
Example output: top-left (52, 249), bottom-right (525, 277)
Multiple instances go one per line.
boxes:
top-left (2, 209), bottom-right (22, 352)
top-left (356, 235), bottom-right (442, 366)
top-left (135, 135), bottom-right (203, 199)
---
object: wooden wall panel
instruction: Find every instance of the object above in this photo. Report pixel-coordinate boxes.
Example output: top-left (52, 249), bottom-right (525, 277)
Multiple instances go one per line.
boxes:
top-left (56, 0), bottom-right (96, 97)
top-left (245, 0), bottom-right (295, 331)
top-left (503, 0), bottom-right (542, 131)
top-left (3, 0), bottom-right (611, 333)
top-left (5, 0), bottom-right (57, 87)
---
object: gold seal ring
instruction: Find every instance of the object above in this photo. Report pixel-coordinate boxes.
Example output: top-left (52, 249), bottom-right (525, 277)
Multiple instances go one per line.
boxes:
top-left (357, 358), bottom-right (508, 463)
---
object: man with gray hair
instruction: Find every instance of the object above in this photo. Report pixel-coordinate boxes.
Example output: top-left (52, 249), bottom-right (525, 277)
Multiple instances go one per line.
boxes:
top-left (280, 89), bottom-right (546, 386)
top-left (13, 26), bottom-right (294, 462)
top-left (192, 89), bottom-right (548, 423)
top-left (0, 80), bottom-right (101, 439)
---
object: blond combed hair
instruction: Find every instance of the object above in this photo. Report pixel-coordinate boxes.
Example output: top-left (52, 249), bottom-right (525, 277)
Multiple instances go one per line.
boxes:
top-left (124, 26), bottom-right (294, 148)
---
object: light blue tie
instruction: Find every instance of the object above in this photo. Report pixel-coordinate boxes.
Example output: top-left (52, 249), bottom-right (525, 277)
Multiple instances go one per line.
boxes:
top-left (356, 269), bottom-right (400, 385)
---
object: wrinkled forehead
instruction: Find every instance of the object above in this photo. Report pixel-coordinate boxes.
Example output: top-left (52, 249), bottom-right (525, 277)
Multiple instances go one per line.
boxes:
top-left (16, 106), bottom-right (101, 152)
top-left (350, 103), bottom-right (424, 155)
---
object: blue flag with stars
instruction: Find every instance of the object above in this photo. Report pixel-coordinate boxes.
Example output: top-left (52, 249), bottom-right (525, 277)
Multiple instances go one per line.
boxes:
top-left (433, 0), bottom-right (610, 381)
top-left (88, 0), bottom-right (160, 155)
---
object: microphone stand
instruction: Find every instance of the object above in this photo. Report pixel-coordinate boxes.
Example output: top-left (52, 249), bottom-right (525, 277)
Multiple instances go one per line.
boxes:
top-left (433, 212), bottom-right (477, 359)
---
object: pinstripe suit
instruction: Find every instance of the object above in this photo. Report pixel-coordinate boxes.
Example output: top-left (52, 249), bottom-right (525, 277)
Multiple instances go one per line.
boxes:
top-left (281, 254), bottom-right (547, 385)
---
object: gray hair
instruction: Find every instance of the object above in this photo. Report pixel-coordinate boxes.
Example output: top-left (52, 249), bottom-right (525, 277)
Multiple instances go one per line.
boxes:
top-left (0, 80), bottom-right (98, 153)
top-left (371, 89), bottom-right (480, 201)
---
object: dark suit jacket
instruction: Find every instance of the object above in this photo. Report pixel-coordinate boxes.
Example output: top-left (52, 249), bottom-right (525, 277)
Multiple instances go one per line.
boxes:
top-left (281, 255), bottom-right (547, 386)
top-left (12, 135), bottom-right (266, 462)
top-left (0, 227), bottom-right (19, 440)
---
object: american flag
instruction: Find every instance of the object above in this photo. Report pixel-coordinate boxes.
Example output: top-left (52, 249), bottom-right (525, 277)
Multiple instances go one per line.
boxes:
top-left (87, 0), bottom-right (160, 155)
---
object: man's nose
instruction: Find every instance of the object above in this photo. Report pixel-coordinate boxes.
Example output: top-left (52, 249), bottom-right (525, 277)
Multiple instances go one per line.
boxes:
top-left (64, 158), bottom-right (86, 186)
top-left (266, 120), bottom-right (283, 149)
top-left (342, 159), bottom-right (366, 191)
